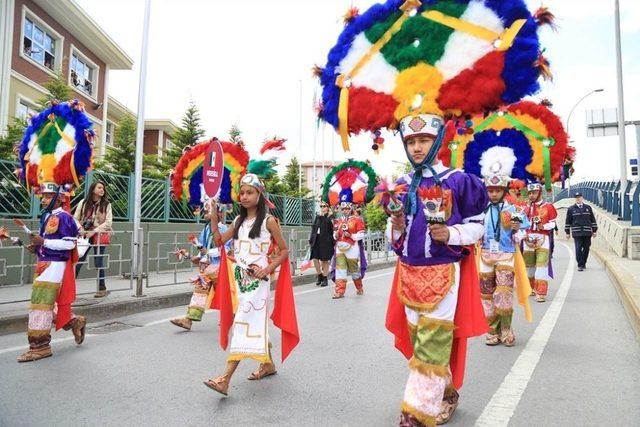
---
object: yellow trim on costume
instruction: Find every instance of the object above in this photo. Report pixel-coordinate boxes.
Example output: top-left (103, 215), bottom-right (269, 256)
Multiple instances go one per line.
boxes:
top-left (335, 0), bottom-right (421, 151)
top-left (514, 246), bottom-right (533, 322)
top-left (233, 321), bottom-right (262, 339)
top-left (417, 316), bottom-right (456, 331)
top-left (32, 281), bottom-right (61, 289)
top-left (495, 264), bottom-right (515, 272)
top-left (29, 303), bottom-right (56, 311)
top-left (495, 307), bottom-right (514, 316)
top-left (495, 285), bottom-right (514, 293)
top-left (401, 402), bottom-right (437, 427)
top-left (227, 353), bottom-right (272, 364)
top-left (409, 356), bottom-right (451, 378)
top-left (422, 10), bottom-right (526, 52)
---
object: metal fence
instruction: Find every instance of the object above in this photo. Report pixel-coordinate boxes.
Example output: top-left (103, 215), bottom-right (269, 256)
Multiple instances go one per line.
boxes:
top-left (0, 227), bottom-right (395, 304)
top-left (555, 180), bottom-right (640, 226)
top-left (0, 159), bottom-right (316, 226)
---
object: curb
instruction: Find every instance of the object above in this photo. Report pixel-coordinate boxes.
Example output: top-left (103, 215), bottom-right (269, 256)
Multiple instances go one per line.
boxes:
top-left (0, 259), bottom-right (397, 336)
top-left (589, 245), bottom-right (640, 340)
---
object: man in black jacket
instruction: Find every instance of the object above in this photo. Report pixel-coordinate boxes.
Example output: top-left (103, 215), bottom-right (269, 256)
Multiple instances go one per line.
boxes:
top-left (565, 193), bottom-right (598, 271)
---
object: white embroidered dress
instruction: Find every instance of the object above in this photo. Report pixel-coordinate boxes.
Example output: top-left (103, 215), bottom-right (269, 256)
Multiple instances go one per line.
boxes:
top-left (228, 215), bottom-right (273, 363)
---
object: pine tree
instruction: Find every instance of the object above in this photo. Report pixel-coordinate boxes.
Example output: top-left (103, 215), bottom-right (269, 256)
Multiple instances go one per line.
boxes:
top-left (0, 118), bottom-right (26, 161)
top-left (281, 156), bottom-right (311, 198)
top-left (159, 101), bottom-right (205, 174)
top-left (229, 124), bottom-right (242, 143)
top-left (142, 154), bottom-right (165, 179)
top-left (102, 115), bottom-right (136, 175)
top-left (37, 72), bottom-right (73, 109)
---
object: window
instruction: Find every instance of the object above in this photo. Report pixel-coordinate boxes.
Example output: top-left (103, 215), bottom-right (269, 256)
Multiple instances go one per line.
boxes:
top-left (22, 17), bottom-right (57, 71)
top-left (71, 53), bottom-right (96, 97)
top-left (15, 98), bottom-right (37, 121)
top-left (105, 121), bottom-right (115, 146)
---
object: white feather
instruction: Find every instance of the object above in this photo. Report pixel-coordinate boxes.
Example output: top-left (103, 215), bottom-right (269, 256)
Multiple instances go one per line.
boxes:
top-left (436, 0), bottom-right (505, 80)
top-left (338, 33), bottom-right (397, 95)
top-left (54, 123), bottom-right (76, 161)
top-left (479, 146), bottom-right (517, 178)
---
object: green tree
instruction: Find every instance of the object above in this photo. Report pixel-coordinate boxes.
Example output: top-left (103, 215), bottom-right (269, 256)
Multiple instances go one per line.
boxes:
top-left (363, 201), bottom-right (388, 232)
top-left (159, 101), bottom-right (205, 174)
top-left (229, 124), bottom-right (242, 143)
top-left (142, 154), bottom-right (165, 179)
top-left (281, 156), bottom-right (311, 198)
top-left (37, 71), bottom-right (73, 109)
top-left (102, 115), bottom-right (136, 175)
top-left (0, 118), bottom-right (26, 161)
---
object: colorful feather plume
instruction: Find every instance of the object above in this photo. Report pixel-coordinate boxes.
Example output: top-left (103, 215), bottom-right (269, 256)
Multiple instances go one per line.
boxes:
top-left (373, 178), bottom-right (407, 214)
top-left (17, 99), bottom-right (95, 191)
top-left (439, 100), bottom-right (570, 190)
top-left (318, 0), bottom-right (545, 150)
top-left (322, 160), bottom-right (378, 206)
top-left (171, 139), bottom-right (249, 206)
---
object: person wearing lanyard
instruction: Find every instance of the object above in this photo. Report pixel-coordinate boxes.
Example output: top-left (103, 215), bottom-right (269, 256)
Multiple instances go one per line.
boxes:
top-left (479, 174), bottom-right (530, 346)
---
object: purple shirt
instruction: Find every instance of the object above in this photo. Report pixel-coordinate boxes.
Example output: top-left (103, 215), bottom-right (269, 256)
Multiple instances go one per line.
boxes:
top-left (395, 167), bottom-right (488, 266)
top-left (38, 210), bottom-right (79, 262)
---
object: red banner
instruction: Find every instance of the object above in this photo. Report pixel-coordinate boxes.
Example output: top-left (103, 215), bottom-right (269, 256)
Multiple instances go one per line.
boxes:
top-left (202, 138), bottom-right (224, 198)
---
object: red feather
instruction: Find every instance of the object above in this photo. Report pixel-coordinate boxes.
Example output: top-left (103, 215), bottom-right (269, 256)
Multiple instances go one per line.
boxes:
top-left (53, 151), bottom-right (75, 185)
top-left (438, 51), bottom-right (506, 115)
top-left (534, 7), bottom-right (557, 31)
top-left (260, 138), bottom-right (287, 155)
top-left (347, 87), bottom-right (397, 135)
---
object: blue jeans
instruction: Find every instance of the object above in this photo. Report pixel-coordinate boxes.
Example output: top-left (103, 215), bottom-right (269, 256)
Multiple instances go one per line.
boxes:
top-left (75, 245), bottom-right (107, 290)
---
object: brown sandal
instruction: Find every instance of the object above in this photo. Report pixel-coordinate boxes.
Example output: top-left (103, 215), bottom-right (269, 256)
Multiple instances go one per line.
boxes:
top-left (435, 390), bottom-right (459, 425)
top-left (485, 334), bottom-right (500, 346)
top-left (247, 363), bottom-right (277, 380)
top-left (203, 376), bottom-right (229, 396)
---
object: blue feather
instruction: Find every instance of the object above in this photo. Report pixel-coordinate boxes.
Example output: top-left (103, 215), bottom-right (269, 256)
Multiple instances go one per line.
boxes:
top-left (188, 165), bottom-right (204, 206)
top-left (462, 129), bottom-right (534, 181)
top-left (219, 168), bottom-right (233, 204)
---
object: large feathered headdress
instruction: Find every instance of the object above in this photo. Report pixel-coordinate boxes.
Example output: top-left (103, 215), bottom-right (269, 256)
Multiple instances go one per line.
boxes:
top-left (439, 100), bottom-right (569, 190)
top-left (171, 139), bottom-right (249, 207)
top-left (322, 160), bottom-right (378, 207)
top-left (316, 0), bottom-right (551, 151)
top-left (17, 99), bottom-right (95, 195)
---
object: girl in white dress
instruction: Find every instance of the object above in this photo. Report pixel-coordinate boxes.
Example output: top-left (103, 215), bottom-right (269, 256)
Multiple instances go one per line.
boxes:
top-left (203, 173), bottom-right (290, 396)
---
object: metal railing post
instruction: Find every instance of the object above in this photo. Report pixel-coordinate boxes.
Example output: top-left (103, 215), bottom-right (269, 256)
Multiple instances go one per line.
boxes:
top-left (163, 179), bottom-right (170, 223)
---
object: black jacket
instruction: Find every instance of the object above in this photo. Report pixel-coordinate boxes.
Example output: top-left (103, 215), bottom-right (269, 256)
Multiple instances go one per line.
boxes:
top-left (309, 214), bottom-right (334, 247)
top-left (565, 203), bottom-right (597, 237)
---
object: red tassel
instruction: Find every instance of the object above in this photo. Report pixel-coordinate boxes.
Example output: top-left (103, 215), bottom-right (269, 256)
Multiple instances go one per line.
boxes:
top-left (534, 54), bottom-right (553, 82)
top-left (311, 64), bottom-right (324, 78)
top-left (343, 6), bottom-right (359, 25)
top-left (534, 6), bottom-right (557, 31)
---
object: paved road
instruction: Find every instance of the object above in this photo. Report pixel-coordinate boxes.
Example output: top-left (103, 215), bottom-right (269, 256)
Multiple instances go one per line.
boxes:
top-left (0, 242), bottom-right (638, 426)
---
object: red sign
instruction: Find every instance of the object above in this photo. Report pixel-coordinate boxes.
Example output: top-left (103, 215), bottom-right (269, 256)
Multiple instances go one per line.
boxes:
top-left (202, 138), bottom-right (224, 198)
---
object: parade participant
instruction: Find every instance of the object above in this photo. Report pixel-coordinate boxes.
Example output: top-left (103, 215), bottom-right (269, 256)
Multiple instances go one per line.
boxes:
top-left (316, 0), bottom-right (555, 424)
top-left (169, 201), bottom-right (230, 330)
top-left (478, 173), bottom-right (531, 346)
top-left (332, 201), bottom-right (366, 298)
top-left (15, 99), bottom-right (95, 362)
top-left (524, 182), bottom-right (557, 302)
top-left (203, 171), bottom-right (299, 396)
top-left (322, 160), bottom-right (377, 299)
top-left (168, 138), bottom-right (251, 329)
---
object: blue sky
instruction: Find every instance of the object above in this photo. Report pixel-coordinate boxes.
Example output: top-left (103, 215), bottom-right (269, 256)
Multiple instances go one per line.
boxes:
top-left (75, 0), bottom-right (640, 182)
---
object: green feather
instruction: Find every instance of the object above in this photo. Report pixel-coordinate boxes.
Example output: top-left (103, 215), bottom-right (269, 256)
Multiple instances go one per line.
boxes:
top-left (247, 159), bottom-right (276, 178)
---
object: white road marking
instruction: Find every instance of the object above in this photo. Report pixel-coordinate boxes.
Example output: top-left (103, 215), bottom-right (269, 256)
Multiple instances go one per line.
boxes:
top-left (0, 268), bottom-right (396, 352)
top-left (475, 242), bottom-right (575, 427)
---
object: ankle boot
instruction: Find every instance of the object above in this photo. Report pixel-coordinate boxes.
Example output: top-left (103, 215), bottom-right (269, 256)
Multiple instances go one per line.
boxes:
top-left (320, 274), bottom-right (329, 287)
top-left (315, 274), bottom-right (323, 286)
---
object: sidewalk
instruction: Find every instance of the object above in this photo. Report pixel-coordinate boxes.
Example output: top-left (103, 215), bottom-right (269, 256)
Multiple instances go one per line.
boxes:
top-left (555, 200), bottom-right (640, 339)
top-left (0, 256), bottom-right (397, 336)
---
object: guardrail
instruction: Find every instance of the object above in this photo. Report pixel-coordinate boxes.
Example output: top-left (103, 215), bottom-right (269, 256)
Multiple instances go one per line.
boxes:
top-left (555, 180), bottom-right (640, 226)
top-left (1, 228), bottom-right (396, 304)
top-left (0, 159), bottom-right (316, 226)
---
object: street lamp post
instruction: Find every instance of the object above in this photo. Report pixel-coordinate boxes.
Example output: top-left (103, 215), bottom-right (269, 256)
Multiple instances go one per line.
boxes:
top-left (566, 89), bottom-right (603, 136)
top-left (565, 88), bottom-right (603, 194)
